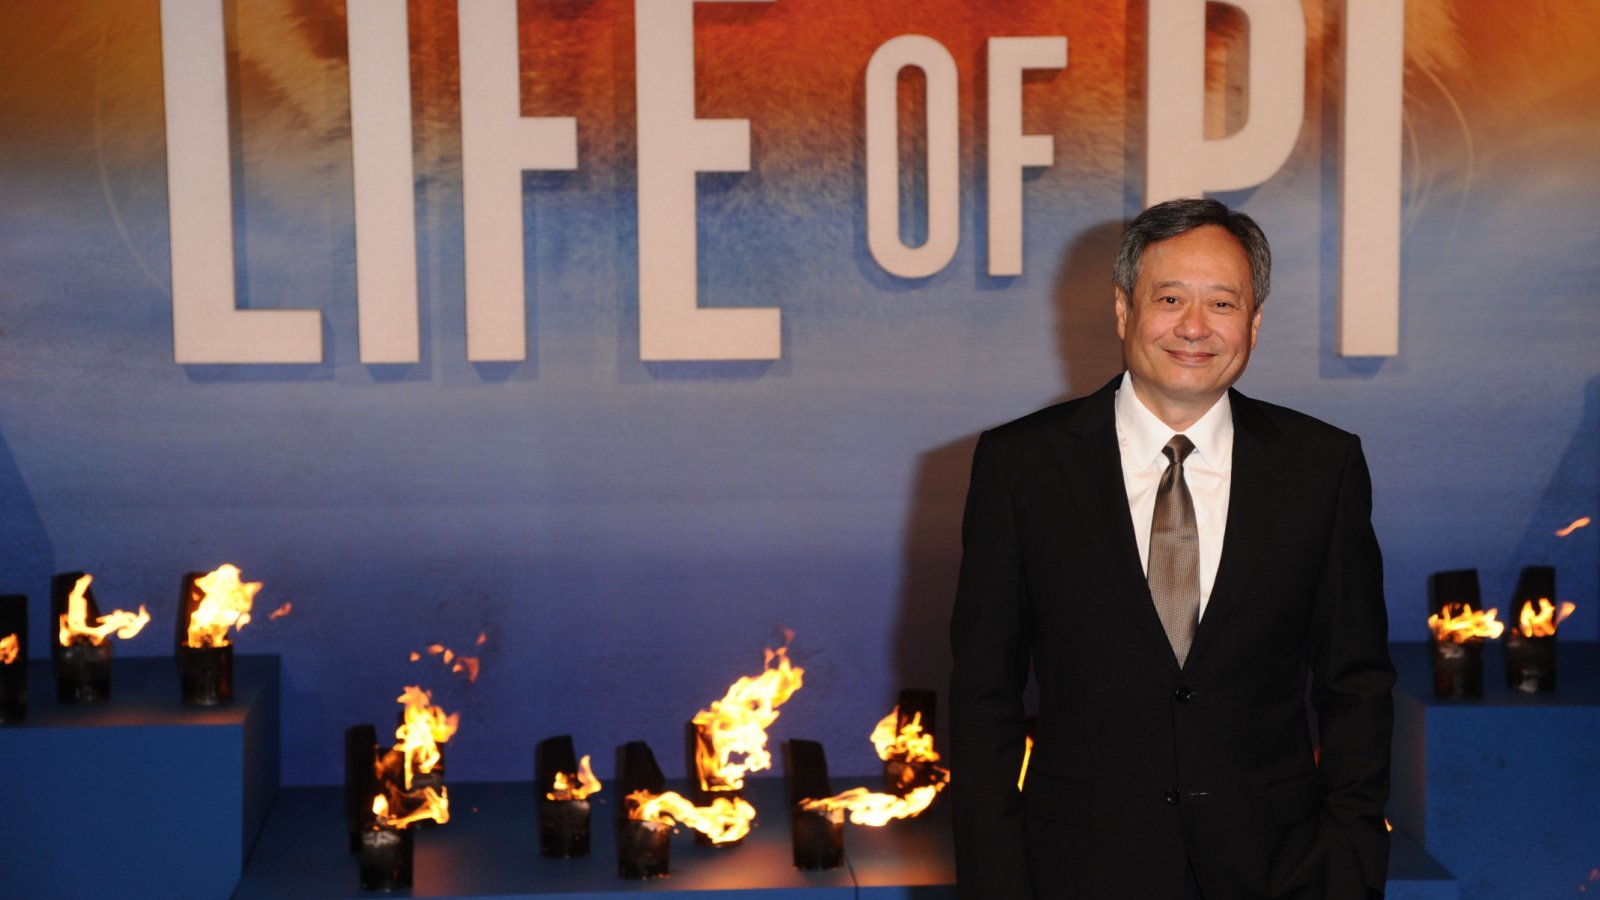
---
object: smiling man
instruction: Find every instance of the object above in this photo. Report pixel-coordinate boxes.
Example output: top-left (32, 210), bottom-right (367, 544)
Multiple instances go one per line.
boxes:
top-left (950, 199), bottom-right (1394, 899)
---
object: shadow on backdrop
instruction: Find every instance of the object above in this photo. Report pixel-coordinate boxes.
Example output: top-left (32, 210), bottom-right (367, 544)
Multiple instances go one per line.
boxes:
top-left (889, 219), bottom-right (1127, 733)
top-left (0, 428), bottom-right (55, 657)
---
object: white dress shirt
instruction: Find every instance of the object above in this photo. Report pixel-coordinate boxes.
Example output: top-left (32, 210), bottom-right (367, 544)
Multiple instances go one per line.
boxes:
top-left (1114, 372), bottom-right (1234, 619)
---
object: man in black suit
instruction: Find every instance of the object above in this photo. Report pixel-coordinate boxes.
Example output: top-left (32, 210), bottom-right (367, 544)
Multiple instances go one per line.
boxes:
top-left (949, 199), bottom-right (1393, 899)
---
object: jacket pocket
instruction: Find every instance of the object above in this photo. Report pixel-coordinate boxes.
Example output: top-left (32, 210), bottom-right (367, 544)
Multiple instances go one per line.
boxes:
top-left (1266, 770), bottom-right (1320, 826)
top-left (1023, 770), bottom-right (1089, 826)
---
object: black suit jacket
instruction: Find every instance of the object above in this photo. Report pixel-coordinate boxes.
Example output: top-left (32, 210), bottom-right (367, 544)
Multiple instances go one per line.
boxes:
top-left (950, 376), bottom-right (1394, 899)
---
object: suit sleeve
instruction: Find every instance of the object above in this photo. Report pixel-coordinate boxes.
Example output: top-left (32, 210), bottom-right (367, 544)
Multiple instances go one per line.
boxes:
top-left (1308, 436), bottom-right (1395, 896)
top-left (949, 432), bottom-right (1035, 899)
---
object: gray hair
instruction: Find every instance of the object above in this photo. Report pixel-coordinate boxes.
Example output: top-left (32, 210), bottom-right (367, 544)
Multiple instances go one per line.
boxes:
top-left (1112, 198), bottom-right (1272, 309)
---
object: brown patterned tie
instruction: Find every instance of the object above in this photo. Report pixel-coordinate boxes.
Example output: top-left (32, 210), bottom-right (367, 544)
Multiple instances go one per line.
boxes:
top-left (1149, 435), bottom-right (1200, 667)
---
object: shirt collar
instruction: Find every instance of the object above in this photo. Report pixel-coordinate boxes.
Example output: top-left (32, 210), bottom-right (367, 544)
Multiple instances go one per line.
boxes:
top-left (1114, 371), bottom-right (1234, 471)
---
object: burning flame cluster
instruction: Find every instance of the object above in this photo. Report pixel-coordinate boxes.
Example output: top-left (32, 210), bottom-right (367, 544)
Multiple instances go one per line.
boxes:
top-left (1430, 598), bottom-right (1580, 642)
top-left (0, 633), bottom-right (18, 665)
top-left (799, 707), bottom-right (952, 827)
top-left (1517, 598), bottom-right (1576, 638)
top-left (626, 790), bottom-right (758, 845)
top-left (621, 639), bottom-right (805, 845)
top-left (1428, 604), bottom-right (1505, 643)
top-left (373, 686), bottom-right (457, 829)
top-left (691, 639), bottom-right (804, 792)
top-left (394, 685), bottom-right (458, 790)
top-left (408, 633), bottom-right (486, 683)
top-left (57, 574), bottom-right (149, 647)
top-left (186, 564), bottom-right (262, 648)
top-left (547, 755), bottom-right (602, 801)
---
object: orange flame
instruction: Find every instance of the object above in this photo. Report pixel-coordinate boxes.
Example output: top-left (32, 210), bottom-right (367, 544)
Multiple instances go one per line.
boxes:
top-left (691, 638), bottom-right (805, 791)
top-left (0, 633), bottom-right (17, 665)
top-left (626, 789), bottom-right (757, 844)
top-left (798, 705), bottom-right (951, 826)
top-left (870, 709), bottom-right (940, 765)
top-left (57, 574), bottom-right (149, 647)
top-left (410, 642), bottom-right (482, 683)
top-left (800, 785), bottom-right (945, 826)
top-left (186, 564), bottom-right (262, 648)
top-left (373, 787), bottom-right (450, 829)
top-left (394, 686), bottom-right (458, 790)
top-left (1018, 735), bottom-right (1034, 791)
top-left (1517, 598), bottom-right (1576, 638)
top-left (268, 603), bottom-right (293, 620)
top-left (547, 754), bottom-right (602, 801)
top-left (1554, 517), bottom-right (1590, 538)
top-left (1428, 603), bottom-right (1505, 643)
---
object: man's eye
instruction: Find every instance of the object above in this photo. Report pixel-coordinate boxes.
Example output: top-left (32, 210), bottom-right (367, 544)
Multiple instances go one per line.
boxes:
top-left (1157, 295), bottom-right (1180, 305)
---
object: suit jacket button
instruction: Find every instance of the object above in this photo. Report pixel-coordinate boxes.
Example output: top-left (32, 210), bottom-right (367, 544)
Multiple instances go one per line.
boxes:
top-left (1165, 789), bottom-right (1180, 805)
top-left (1173, 686), bottom-right (1194, 702)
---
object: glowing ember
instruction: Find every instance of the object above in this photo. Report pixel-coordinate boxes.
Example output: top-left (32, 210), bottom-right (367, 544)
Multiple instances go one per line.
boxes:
top-left (1517, 598), bottom-right (1576, 638)
top-left (186, 564), bottom-right (262, 648)
top-left (798, 705), bottom-right (952, 826)
top-left (373, 788), bottom-right (450, 829)
top-left (409, 642), bottom-right (482, 683)
top-left (57, 574), bottom-right (149, 647)
top-left (0, 633), bottom-right (17, 665)
top-left (1018, 735), bottom-right (1033, 791)
top-left (691, 637), bottom-right (805, 791)
top-left (547, 754), bottom-right (602, 801)
top-left (1428, 603), bottom-right (1504, 643)
top-left (1554, 517), bottom-right (1591, 538)
top-left (394, 685), bottom-right (458, 790)
top-left (268, 603), bottom-right (293, 620)
top-left (626, 789), bottom-right (757, 844)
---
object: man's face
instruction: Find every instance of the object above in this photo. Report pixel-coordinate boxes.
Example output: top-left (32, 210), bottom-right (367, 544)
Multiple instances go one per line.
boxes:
top-left (1115, 225), bottom-right (1262, 426)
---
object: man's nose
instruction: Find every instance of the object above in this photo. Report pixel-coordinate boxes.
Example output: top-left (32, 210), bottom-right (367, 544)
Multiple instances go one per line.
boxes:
top-left (1173, 303), bottom-right (1210, 340)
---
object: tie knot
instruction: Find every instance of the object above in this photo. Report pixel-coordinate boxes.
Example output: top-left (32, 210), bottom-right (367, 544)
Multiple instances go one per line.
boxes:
top-left (1163, 434), bottom-right (1195, 466)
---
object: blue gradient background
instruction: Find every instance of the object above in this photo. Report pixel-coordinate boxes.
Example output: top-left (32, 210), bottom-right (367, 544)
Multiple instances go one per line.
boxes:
top-left (0, 1), bottom-right (1596, 786)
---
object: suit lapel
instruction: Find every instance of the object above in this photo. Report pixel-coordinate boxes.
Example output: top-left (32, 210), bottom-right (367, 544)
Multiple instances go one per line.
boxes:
top-left (1187, 389), bottom-right (1285, 668)
top-left (1047, 377), bottom-right (1182, 673)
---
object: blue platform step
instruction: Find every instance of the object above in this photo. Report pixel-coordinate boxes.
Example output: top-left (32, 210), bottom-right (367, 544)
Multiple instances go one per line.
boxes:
top-left (1391, 641), bottom-right (1600, 900)
top-left (0, 654), bottom-right (280, 900)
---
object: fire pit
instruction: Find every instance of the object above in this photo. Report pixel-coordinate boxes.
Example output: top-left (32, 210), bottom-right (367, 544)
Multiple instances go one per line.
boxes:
top-left (685, 637), bottom-right (804, 846)
top-left (795, 702), bottom-right (951, 827)
top-left (882, 689), bottom-right (938, 795)
top-left (538, 735), bottom-right (601, 858)
top-left (616, 741), bottom-right (671, 879)
top-left (616, 740), bottom-right (757, 879)
top-left (1428, 604), bottom-right (1503, 698)
top-left (175, 565), bottom-right (263, 705)
top-left (359, 686), bottom-right (455, 891)
top-left (0, 594), bottom-right (25, 723)
top-left (1426, 569), bottom-right (1499, 699)
top-left (786, 739), bottom-right (844, 870)
top-left (345, 725), bottom-right (380, 853)
top-left (52, 572), bottom-right (149, 703)
top-left (1504, 567), bottom-right (1575, 692)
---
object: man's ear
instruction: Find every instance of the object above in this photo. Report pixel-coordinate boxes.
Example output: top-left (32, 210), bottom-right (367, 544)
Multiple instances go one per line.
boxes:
top-left (1114, 288), bottom-right (1130, 340)
top-left (1249, 302), bottom-right (1263, 349)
